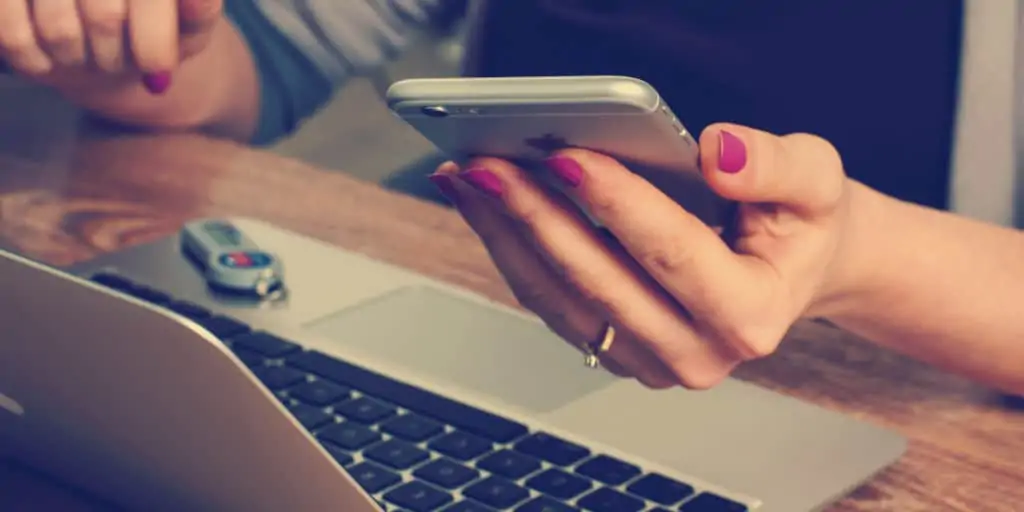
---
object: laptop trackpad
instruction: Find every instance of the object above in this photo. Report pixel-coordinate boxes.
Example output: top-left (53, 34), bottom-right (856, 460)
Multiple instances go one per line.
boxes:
top-left (303, 286), bottom-right (616, 413)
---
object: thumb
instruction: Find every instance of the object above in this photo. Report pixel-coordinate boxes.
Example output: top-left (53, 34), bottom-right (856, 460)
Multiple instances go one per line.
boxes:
top-left (698, 123), bottom-right (847, 217)
top-left (178, 0), bottom-right (224, 34)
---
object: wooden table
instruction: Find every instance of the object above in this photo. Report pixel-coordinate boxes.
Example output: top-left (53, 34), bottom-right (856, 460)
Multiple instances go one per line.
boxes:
top-left (1, 126), bottom-right (1022, 512)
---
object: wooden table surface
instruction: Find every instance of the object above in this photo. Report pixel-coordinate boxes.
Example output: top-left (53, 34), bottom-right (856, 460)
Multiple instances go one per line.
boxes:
top-left (0, 123), bottom-right (1022, 512)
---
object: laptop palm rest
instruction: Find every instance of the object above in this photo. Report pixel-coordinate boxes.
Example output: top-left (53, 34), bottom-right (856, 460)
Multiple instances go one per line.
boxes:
top-left (303, 286), bottom-right (617, 414)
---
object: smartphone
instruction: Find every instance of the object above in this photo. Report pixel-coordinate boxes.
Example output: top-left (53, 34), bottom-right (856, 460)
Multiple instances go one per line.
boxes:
top-left (385, 75), bottom-right (700, 175)
top-left (385, 75), bottom-right (725, 222)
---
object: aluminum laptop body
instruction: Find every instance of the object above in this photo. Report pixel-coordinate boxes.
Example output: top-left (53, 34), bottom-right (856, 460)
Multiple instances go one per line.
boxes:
top-left (0, 218), bottom-right (906, 511)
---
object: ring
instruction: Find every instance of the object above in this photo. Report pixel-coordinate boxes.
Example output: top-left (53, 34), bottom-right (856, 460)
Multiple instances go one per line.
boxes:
top-left (584, 324), bottom-right (616, 369)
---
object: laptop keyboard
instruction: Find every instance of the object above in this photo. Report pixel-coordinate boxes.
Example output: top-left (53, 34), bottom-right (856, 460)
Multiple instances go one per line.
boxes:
top-left (89, 272), bottom-right (751, 512)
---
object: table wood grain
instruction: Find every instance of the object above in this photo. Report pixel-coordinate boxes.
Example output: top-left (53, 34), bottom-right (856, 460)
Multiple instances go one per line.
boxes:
top-left (0, 126), bottom-right (1022, 512)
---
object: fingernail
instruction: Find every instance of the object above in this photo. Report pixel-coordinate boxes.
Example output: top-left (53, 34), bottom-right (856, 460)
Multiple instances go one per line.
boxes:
top-left (428, 173), bottom-right (460, 205)
top-left (544, 156), bottom-right (583, 187)
top-left (718, 130), bottom-right (747, 173)
top-left (459, 168), bottom-right (504, 198)
top-left (142, 72), bottom-right (172, 95)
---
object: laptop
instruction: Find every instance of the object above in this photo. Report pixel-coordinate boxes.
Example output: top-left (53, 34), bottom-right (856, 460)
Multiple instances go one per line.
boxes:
top-left (0, 217), bottom-right (906, 512)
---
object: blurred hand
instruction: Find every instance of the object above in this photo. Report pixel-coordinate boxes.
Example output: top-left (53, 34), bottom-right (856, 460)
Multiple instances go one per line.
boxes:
top-left (430, 124), bottom-right (853, 389)
top-left (0, 0), bottom-right (223, 92)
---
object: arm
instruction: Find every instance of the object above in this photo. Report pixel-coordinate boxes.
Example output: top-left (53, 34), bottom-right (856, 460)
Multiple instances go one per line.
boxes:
top-left (826, 181), bottom-right (1024, 394)
top-left (59, 0), bottom-right (455, 145)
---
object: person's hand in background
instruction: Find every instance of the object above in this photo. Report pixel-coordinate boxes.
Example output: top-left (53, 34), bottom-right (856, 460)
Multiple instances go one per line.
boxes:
top-left (430, 124), bottom-right (857, 389)
top-left (0, 0), bottom-right (223, 94)
top-left (0, 0), bottom-right (259, 141)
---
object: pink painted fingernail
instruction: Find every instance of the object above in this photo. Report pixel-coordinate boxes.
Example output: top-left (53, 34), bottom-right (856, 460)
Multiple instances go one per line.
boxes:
top-left (142, 72), bottom-right (172, 95)
top-left (459, 168), bottom-right (504, 198)
top-left (718, 130), bottom-right (747, 173)
top-left (428, 173), bottom-right (460, 205)
top-left (544, 156), bottom-right (583, 187)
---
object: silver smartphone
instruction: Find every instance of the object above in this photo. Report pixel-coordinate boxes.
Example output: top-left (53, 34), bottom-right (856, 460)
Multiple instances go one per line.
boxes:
top-left (385, 75), bottom-right (700, 173)
top-left (385, 75), bottom-right (726, 222)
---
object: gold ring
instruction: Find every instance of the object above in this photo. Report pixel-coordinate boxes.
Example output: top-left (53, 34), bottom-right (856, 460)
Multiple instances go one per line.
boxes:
top-left (584, 324), bottom-right (616, 369)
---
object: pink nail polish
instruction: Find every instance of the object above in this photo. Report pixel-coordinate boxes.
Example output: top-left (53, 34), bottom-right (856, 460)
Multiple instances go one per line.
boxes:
top-left (459, 169), bottom-right (504, 198)
top-left (428, 174), bottom-right (460, 205)
top-left (718, 130), bottom-right (747, 174)
top-left (142, 72), bottom-right (172, 95)
top-left (544, 156), bottom-right (583, 187)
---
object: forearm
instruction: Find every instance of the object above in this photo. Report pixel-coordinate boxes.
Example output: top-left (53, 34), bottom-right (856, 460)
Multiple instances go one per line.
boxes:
top-left (56, 18), bottom-right (259, 142)
top-left (825, 181), bottom-right (1024, 393)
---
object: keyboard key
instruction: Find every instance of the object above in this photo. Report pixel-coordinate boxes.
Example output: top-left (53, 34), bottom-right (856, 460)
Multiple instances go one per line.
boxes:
top-left (91, 272), bottom-right (136, 291)
top-left (525, 468), bottom-right (591, 500)
top-left (445, 500), bottom-right (497, 512)
top-left (289, 380), bottom-right (351, 407)
top-left (477, 450), bottom-right (542, 480)
top-left (429, 431), bottom-right (493, 461)
top-left (287, 351), bottom-right (528, 442)
top-left (381, 413), bottom-right (444, 442)
top-left (250, 366), bottom-right (306, 390)
top-left (168, 300), bottom-right (211, 319)
top-left (514, 433), bottom-right (590, 466)
top-left (463, 476), bottom-right (530, 509)
top-left (91, 274), bottom-right (170, 305)
top-left (128, 285), bottom-right (172, 305)
top-left (574, 455), bottom-right (641, 486)
top-left (346, 461), bottom-right (402, 493)
top-left (287, 403), bottom-right (334, 430)
top-left (679, 493), bottom-right (747, 512)
top-left (335, 396), bottom-right (397, 424)
top-left (576, 487), bottom-right (644, 512)
top-left (364, 439), bottom-right (430, 470)
top-left (230, 347), bottom-right (267, 368)
top-left (196, 315), bottom-right (250, 339)
top-left (318, 421), bottom-right (382, 451)
top-left (323, 443), bottom-right (353, 467)
top-left (625, 473), bottom-right (693, 505)
top-left (231, 331), bottom-right (302, 358)
top-left (414, 458), bottom-right (480, 489)
top-left (384, 481), bottom-right (453, 512)
top-left (515, 496), bottom-right (577, 512)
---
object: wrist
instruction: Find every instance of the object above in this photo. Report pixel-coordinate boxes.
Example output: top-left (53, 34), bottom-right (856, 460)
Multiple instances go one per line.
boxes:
top-left (805, 179), bottom-right (895, 321)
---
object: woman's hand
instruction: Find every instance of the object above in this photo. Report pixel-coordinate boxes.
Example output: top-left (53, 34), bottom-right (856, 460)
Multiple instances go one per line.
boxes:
top-left (0, 0), bottom-right (223, 93)
top-left (430, 124), bottom-right (854, 389)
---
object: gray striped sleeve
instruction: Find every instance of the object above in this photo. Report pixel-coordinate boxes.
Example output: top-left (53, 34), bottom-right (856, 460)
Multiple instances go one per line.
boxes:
top-left (253, 0), bottom-right (451, 84)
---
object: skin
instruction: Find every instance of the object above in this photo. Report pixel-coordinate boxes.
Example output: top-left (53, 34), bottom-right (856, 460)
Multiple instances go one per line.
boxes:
top-left (0, 0), bottom-right (259, 139)
top-left (432, 125), bottom-right (1024, 395)
top-left (2, 2), bottom-right (1023, 394)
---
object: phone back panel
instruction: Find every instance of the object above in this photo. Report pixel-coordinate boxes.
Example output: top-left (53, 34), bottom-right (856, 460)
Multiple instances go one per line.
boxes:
top-left (387, 77), bottom-right (700, 173)
top-left (387, 77), bottom-right (723, 224)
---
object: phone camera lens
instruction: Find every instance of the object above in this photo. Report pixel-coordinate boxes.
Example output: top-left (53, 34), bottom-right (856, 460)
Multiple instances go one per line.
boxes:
top-left (421, 106), bottom-right (449, 118)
